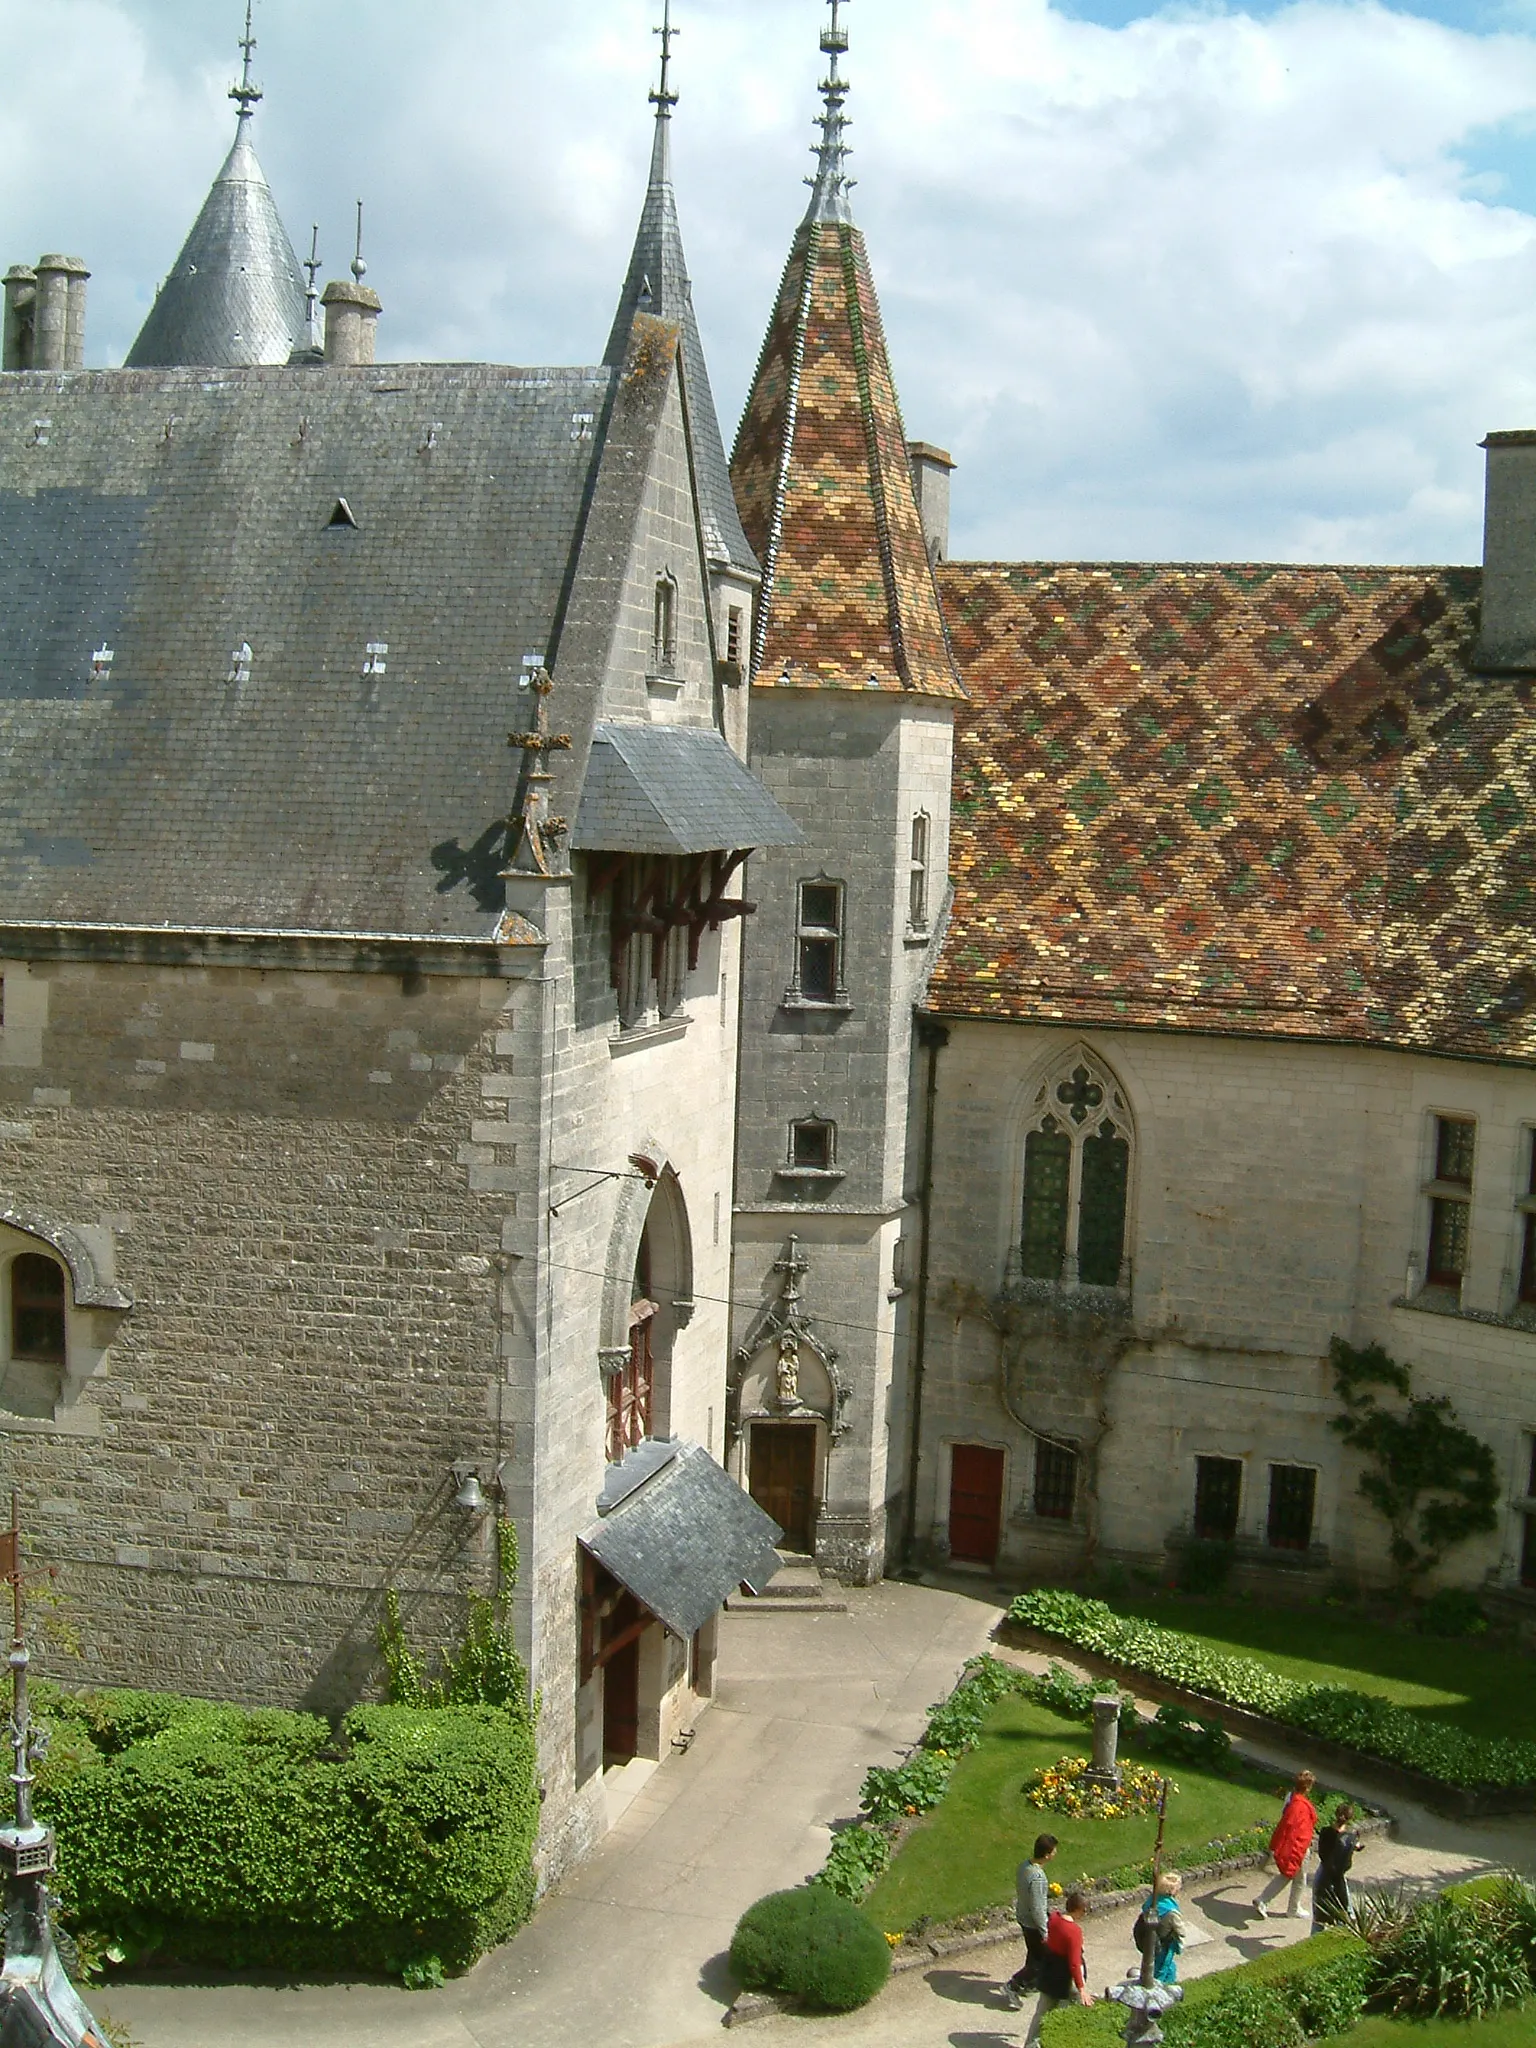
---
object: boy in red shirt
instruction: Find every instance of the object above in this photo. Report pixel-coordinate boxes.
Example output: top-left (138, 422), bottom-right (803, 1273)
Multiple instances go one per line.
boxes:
top-left (1023, 1890), bottom-right (1095, 2046)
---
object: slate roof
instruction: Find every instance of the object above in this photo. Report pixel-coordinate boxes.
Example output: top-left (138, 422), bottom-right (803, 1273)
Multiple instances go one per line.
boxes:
top-left (573, 723), bottom-right (802, 855)
top-left (582, 1438), bottom-right (782, 1637)
top-left (0, 362), bottom-right (613, 937)
top-left (125, 120), bottom-right (306, 369)
top-left (927, 561), bottom-right (1536, 1064)
top-left (729, 214), bottom-right (963, 699)
top-left (605, 113), bottom-right (757, 580)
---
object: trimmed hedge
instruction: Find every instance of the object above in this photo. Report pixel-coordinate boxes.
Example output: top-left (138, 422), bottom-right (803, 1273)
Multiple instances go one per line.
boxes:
top-left (1010, 1589), bottom-right (1536, 1791)
top-left (31, 1684), bottom-right (539, 1980)
top-left (730, 1887), bottom-right (891, 2011)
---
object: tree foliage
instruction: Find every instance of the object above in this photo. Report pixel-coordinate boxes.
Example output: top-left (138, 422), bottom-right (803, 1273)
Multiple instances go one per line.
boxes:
top-left (1328, 1338), bottom-right (1498, 1588)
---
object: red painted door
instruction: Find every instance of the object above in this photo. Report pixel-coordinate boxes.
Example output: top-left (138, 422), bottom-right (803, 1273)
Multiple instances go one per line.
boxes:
top-left (949, 1445), bottom-right (1005, 1565)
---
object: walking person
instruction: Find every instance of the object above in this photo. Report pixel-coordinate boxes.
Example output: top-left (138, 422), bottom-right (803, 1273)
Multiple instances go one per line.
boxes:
top-left (1022, 1890), bottom-right (1096, 2047)
top-left (1254, 1770), bottom-right (1318, 1919)
top-left (1000, 1832), bottom-right (1058, 2010)
top-left (1136, 1868), bottom-right (1187, 1985)
top-left (1311, 1803), bottom-right (1359, 1930)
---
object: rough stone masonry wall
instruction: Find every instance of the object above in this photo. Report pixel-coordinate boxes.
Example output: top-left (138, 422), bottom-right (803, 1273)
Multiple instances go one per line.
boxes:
top-left (0, 954), bottom-right (536, 1715)
top-left (918, 1018), bottom-right (1536, 1599)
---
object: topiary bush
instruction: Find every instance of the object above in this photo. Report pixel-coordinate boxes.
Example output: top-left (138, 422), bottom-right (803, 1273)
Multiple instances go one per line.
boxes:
top-left (36, 1692), bottom-right (539, 1982)
top-left (730, 1886), bottom-right (890, 2011)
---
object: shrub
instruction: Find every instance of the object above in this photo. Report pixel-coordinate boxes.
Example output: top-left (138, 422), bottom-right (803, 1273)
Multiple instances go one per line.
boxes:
top-left (1288, 1945), bottom-right (1375, 2036)
top-left (813, 1823), bottom-right (890, 1902)
top-left (38, 1695), bottom-right (539, 1980)
top-left (860, 1749), bottom-right (953, 1824)
top-left (922, 1654), bottom-right (1023, 1754)
top-left (1163, 1981), bottom-right (1303, 2047)
top-left (1171, 1539), bottom-right (1235, 1598)
top-left (1009, 1587), bottom-right (1536, 1789)
top-left (1370, 1889), bottom-right (1533, 2019)
top-left (1419, 1586), bottom-right (1489, 1638)
top-left (729, 1887), bottom-right (890, 2011)
top-left (1137, 1703), bottom-right (1231, 1770)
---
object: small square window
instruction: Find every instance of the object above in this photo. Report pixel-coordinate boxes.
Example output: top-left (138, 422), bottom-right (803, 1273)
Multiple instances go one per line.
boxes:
top-left (1034, 1440), bottom-right (1077, 1521)
top-left (791, 1120), bottom-right (834, 1171)
top-left (1266, 1464), bottom-right (1316, 1551)
top-left (1193, 1456), bottom-right (1242, 1542)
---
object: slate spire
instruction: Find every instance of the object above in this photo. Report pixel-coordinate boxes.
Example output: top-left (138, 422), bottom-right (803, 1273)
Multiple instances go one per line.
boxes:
top-left (604, 3), bottom-right (758, 578)
top-left (125, 5), bottom-right (306, 369)
top-left (729, 0), bottom-right (961, 697)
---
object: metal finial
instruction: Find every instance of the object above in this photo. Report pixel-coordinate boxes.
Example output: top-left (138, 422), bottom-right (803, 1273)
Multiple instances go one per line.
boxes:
top-left (650, 0), bottom-right (679, 117)
top-left (303, 225), bottom-right (322, 351)
top-left (805, 0), bottom-right (855, 221)
top-left (351, 200), bottom-right (367, 284)
top-left (230, 0), bottom-right (262, 121)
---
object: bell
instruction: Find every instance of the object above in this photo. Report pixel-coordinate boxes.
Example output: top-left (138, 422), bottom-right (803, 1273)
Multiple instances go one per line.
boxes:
top-left (454, 1471), bottom-right (486, 1513)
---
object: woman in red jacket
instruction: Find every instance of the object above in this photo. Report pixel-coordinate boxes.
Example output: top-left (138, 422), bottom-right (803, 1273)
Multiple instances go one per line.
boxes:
top-left (1253, 1770), bottom-right (1318, 1919)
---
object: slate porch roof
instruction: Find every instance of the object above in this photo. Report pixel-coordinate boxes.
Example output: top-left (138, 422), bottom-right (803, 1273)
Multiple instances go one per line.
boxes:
top-left (729, 215), bottom-right (963, 700)
top-left (929, 561), bottom-right (1536, 1065)
top-left (0, 362), bottom-right (612, 937)
top-left (573, 724), bottom-right (803, 856)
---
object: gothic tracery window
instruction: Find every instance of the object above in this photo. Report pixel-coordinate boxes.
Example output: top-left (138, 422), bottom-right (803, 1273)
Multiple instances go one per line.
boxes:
top-left (1019, 1052), bottom-right (1132, 1290)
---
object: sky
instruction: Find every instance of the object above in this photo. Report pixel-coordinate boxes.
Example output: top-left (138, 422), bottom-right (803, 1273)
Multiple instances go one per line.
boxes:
top-left (5, 0), bottom-right (1536, 563)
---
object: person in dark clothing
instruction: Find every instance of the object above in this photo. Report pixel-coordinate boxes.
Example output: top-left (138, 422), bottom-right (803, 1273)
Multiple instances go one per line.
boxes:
top-left (1311, 1803), bottom-right (1359, 1929)
top-left (1001, 1832), bottom-right (1059, 2009)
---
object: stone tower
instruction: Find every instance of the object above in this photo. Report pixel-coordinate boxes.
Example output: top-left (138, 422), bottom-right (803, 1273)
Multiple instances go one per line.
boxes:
top-left (726, 0), bottom-right (963, 1582)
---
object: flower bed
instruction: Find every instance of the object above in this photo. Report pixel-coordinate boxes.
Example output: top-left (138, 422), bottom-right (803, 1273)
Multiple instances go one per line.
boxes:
top-left (1025, 1755), bottom-right (1173, 1821)
top-left (1009, 1589), bottom-right (1536, 1794)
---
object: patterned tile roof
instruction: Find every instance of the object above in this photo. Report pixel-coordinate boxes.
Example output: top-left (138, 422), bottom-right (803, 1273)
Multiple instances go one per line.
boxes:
top-left (929, 561), bottom-right (1536, 1064)
top-left (729, 217), bottom-right (962, 699)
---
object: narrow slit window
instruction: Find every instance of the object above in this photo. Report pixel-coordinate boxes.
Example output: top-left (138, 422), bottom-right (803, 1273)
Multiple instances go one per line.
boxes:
top-left (1266, 1464), bottom-right (1316, 1551)
top-left (726, 606), bottom-right (744, 667)
top-left (652, 577), bottom-right (677, 673)
top-left (1522, 1510), bottom-right (1536, 1591)
top-left (1518, 1134), bottom-right (1536, 1305)
top-left (1427, 1115), bottom-right (1475, 1291)
top-left (909, 813), bottom-right (930, 929)
top-left (11, 1254), bottom-right (65, 1365)
top-left (1033, 1440), bottom-right (1077, 1521)
top-left (1193, 1456), bottom-right (1242, 1542)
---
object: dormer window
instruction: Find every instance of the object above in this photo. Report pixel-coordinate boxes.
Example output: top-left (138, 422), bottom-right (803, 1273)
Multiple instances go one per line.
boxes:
top-left (652, 576), bottom-right (678, 675)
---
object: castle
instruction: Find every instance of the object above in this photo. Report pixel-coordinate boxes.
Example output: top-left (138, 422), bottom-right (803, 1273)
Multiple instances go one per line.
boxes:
top-left (3, 0), bottom-right (1536, 1887)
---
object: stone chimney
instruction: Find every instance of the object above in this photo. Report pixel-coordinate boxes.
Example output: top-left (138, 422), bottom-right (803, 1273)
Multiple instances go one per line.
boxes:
top-left (2, 267), bottom-right (36, 370)
top-left (1474, 432), bottom-right (1536, 671)
top-left (321, 279), bottom-right (382, 367)
top-left (907, 442), bottom-right (956, 565)
top-left (32, 256), bottom-right (89, 371)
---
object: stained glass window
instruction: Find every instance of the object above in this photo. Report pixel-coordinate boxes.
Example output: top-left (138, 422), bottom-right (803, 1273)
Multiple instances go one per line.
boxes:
top-left (1079, 1126), bottom-right (1129, 1287)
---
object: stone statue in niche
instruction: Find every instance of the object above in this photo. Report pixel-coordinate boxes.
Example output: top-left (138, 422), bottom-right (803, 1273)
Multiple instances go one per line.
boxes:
top-left (775, 1332), bottom-right (801, 1409)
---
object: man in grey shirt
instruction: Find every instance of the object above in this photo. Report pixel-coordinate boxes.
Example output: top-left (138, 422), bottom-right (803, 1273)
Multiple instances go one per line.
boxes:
top-left (1001, 1832), bottom-right (1059, 2010)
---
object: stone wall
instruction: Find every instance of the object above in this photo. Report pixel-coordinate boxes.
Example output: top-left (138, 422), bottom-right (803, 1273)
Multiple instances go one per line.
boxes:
top-left (915, 1018), bottom-right (1536, 1604)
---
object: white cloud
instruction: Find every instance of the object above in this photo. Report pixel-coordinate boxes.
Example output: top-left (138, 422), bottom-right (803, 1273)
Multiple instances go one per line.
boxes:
top-left (3, 0), bottom-right (1536, 562)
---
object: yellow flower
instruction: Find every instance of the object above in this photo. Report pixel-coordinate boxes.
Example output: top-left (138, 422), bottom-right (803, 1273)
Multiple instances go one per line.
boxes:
top-left (885, 1932), bottom-right (903, 1948)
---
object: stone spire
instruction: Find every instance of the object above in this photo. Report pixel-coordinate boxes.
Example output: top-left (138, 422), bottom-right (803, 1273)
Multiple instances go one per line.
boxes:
top-left (729, 0), bottom-right (961, 697)
top-left (125, 4), bottom-right (306, 369)
top-left (604, 2), bottom-right (758, 579)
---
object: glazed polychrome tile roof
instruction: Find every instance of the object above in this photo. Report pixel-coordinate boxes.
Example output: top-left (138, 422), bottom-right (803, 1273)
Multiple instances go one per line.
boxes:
top-left (729, 216), bottom-right (962, 700)
top-left (928, 561), bottom-right (1536, 1063)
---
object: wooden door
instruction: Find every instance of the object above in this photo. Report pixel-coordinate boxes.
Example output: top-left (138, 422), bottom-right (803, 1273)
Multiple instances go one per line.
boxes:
top-left (749, 1423), bottom-right (816, 1552)
top-left (949, 1444), bottom-right (1005, 1565)
top-left (603, 1636), bottom-right (640, 1763)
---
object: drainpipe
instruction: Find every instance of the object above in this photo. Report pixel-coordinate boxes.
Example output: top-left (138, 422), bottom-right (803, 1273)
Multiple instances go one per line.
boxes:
top-left (902, 1014), bottom-right (949, 1569)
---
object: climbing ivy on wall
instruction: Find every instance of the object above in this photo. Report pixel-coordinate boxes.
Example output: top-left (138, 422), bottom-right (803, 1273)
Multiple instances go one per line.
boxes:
top-left (380, 1517), bottom-right (536, 1724)
top-left (1328, 1337), bottom-right (1499, 1589)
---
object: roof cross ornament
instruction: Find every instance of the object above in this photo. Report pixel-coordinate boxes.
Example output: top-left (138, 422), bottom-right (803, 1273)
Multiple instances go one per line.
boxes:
top-left (806, 0), bottom-right (855, 222)
top-left (230, 0), bottom-right (262, 122)
top-left (505, 664), bottom-right (573, 879)
top-left (651, 0), bottom-right (680, 118)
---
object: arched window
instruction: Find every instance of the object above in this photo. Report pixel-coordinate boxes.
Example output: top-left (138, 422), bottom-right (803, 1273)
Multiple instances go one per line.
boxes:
top-left (1019, 1052), bottom-right (1133, 1290)
top-left (11, 1254), bottom-right (65, 1364)
top-left (604, 1167), bottom-right (693, 1463)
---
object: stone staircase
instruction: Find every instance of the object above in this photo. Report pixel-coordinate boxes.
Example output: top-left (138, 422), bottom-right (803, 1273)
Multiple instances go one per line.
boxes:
top-left (725, 1552), bottom-right (848, 1614)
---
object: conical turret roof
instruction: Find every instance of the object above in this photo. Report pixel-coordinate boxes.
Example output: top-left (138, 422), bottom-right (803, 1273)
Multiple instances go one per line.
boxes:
top-left (729, 5), bottom-right (961, 698)
top-left (126, 114), bottom-right (305, 370)
top-left (605, 57), bottom-right (758, 579)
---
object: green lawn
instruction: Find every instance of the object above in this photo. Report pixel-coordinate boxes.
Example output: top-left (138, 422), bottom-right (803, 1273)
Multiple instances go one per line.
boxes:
top-left (1110, 1594), bottom-right (1536, 1745)
top-left (1321, 2011), bottom-right (1534, 2044)
top-left (863, 1692), bottom-right (1291, 1931)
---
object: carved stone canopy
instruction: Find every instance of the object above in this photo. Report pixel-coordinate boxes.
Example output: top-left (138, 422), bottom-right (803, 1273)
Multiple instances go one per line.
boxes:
top-left (730, 1235), bottom-right (850, 1443)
